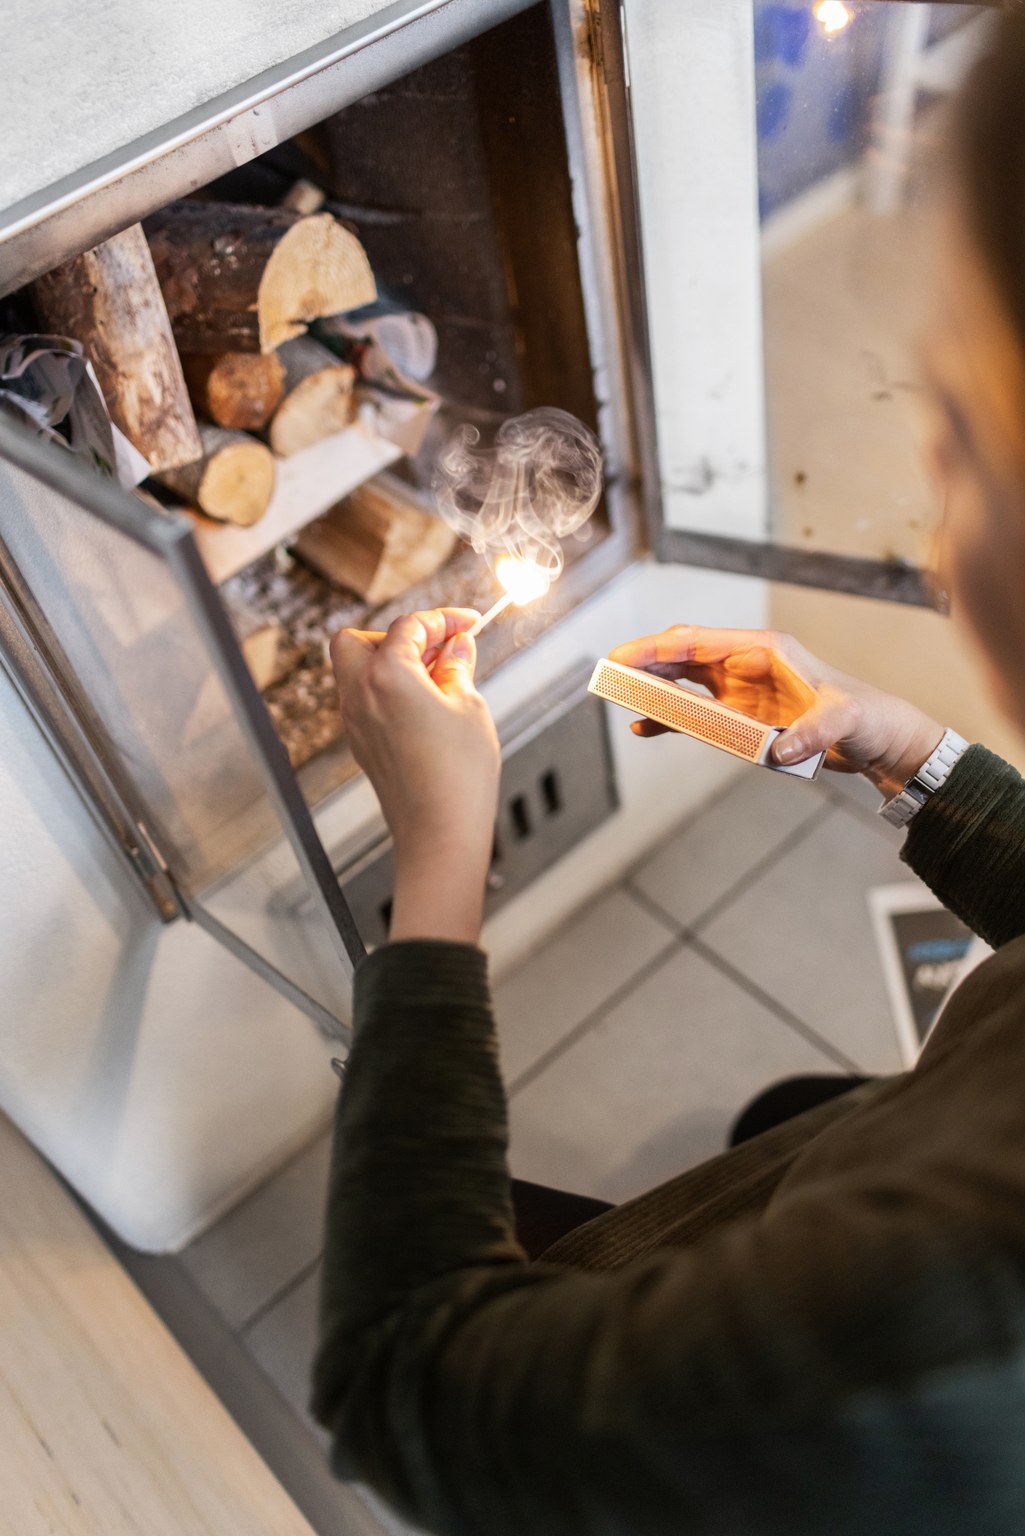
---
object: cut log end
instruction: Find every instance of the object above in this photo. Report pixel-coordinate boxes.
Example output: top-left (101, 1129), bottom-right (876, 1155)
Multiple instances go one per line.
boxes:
top-left (258, 214), bottom-right (377, 352)
top-left (158, 424), bottom-right (275, 527)
top-left (241, 624), bottom-right (292, 690)
top-left (147, 204), bottom-right (377, 355)
top-left (199, 441), bottom-right (276, 526)
top-left (294, 477), bottom-right (458, 605)
top-left (268, 361), bottom-right (356, 457)
top-left (281, 179), bottom-right (327, 216)
top-left (182, 351), bottom-right (285, 431)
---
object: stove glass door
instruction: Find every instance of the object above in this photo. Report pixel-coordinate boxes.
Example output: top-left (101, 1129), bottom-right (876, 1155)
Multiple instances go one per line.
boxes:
top-left (0, 414), bottom-right (364, 1038)
top-left (625, 0), bottom-right (996, 607)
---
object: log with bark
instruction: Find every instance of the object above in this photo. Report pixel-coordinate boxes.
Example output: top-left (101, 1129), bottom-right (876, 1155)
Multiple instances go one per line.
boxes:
top-left (293, 475), bottom-right (458, 605)
top-left (159, 425), bottom-right (275, 526)
top-left (267, 337), bottom-right (356, 457)
top-left (33, 223), bottom-right (202, 473)
top-left (181, 351), bottom-right (285, 431)
top-left (145, 202), bottom-right (376, 354)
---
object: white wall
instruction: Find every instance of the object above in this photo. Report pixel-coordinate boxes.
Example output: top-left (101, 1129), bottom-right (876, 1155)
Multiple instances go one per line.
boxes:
top-left (0, 658), bottom-right (337, 1252)
top-left (0, 557), bottom-right (765, 1252)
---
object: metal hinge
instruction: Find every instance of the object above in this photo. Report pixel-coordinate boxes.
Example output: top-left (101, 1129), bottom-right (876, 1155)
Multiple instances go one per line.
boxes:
top-left (124, 822), bottom-right (186, 922)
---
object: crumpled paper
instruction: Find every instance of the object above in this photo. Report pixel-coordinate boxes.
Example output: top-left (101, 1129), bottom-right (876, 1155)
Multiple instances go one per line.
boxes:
top-left (0, 333), bottom-right (150, 487)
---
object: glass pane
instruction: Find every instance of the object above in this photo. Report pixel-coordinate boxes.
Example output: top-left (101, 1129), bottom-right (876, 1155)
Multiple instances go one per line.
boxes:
top-left (757, 0), bottom-right (996, 562)
top-left (0, 430), bottom-right (356, 1020)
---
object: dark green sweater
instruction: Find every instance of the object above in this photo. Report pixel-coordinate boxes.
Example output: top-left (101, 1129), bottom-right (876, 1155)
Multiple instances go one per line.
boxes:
top-left (312, 746), bottom-right (1025, 1535)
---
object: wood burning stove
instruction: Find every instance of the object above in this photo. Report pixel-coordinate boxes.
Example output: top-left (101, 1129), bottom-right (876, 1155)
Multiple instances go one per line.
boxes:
top-left (1, 0), bottom-right (985, 1038)
top-left (0, 0), bottom-right (651, 1037)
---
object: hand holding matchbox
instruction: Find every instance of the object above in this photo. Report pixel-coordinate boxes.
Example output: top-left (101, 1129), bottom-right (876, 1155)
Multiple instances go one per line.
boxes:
top-left (588, 659), bottom-right (825, 777)
top-left (427, 411), bottom-right (834, 782)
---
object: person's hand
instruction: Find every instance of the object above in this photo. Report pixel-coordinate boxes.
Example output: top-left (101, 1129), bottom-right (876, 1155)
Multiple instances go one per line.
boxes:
top-left (330, 608), bottom-right (500, 944)
top-left (608, 625), bottom-right (944, 796)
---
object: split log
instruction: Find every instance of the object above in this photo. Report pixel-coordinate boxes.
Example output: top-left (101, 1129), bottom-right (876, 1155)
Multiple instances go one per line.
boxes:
top-left (145, 202), bottom-right (377, 354)
top-left (267, 338), bottom-right (356, 458)
top-left (293, 475), bottom-right (457, 605)
top-left (159, 425), bottom-right (275, 527)
top-left (241, 623), bottom-right (293, 691)
top-left (181, 351), bottom-right (285, 431)
top-left (32, 224), bottom-right (202, 473)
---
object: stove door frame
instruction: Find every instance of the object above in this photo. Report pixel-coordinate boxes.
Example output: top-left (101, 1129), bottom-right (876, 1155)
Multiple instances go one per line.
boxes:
top-left (0, 413), bottom-right (365, 1040)
top-left (625, 0), bottom-right (1003, 611)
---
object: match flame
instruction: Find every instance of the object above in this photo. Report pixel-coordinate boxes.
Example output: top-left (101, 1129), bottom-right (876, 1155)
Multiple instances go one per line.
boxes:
top-left (814, 1), bottom-right (851, 35)
top-left (496, 555), bottom-right (551, 606)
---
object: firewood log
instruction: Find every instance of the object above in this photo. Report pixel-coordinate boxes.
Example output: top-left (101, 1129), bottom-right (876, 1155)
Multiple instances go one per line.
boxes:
top-left (145, 202), bottom-right (376, 354)
top-left (281, 179), bottom-right (326, 215)
top-left (33, 224), bottom-right (202, 473)
top-left (241, 624), bottom-right (292, 691)
top-left (181, 351), bottom-right (285, 431)
top-left (158, 425), bottom-right (275, 527)
top-left (267, 338), bottom-right (356, 458)
top-left (293, 475), bottom-right (457, 605)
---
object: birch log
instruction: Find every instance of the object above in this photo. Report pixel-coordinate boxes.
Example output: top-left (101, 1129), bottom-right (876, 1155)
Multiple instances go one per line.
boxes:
top-left (33, 224), bottom-right (202, 473)
top-left (145, 202), bottom-right (376, 354)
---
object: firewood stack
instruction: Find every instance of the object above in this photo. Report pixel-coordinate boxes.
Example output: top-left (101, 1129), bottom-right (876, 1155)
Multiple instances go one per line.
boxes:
top-left (30, 183), bottom-right (465, 774)
top-left (33, 200), bottom-right (377, 528)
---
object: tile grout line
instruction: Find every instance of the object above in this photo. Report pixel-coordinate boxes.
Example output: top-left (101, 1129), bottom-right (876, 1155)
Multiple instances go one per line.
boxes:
top-left (616, 878), bottom-right (682, 937)
top-left (625, 880), bottom-right (691, 935)
top-left (506, 936), bottom-right (684, 1100)
top-left (689, 797), bottom-right (836, 934)
top-left (239, 1251), bottom-right (324, 1338)
top-left (689, 934), bottom-right (865, 1074)
top-left (623, 796), bottom-right (834, 942)
top-left (623, 845), bottom-right (867, 1073)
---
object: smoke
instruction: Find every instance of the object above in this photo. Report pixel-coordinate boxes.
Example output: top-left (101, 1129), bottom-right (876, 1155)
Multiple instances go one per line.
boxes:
top-left (433, 407), bottom-right (603, 584)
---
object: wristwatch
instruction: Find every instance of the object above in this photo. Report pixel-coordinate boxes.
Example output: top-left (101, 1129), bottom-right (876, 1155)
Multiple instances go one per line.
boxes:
top-left (878, 728), bottom-right (969, 828)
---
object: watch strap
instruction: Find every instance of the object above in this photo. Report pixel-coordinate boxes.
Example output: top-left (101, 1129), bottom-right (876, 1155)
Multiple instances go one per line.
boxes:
top-left (878, 729), bottom-right (969, 828)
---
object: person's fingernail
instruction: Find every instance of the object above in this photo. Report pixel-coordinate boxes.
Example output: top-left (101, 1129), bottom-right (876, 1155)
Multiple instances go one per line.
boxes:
top-left (775, 735), bottom-right (803, 763)
top-left (450, 634), bottom-right (474, 662)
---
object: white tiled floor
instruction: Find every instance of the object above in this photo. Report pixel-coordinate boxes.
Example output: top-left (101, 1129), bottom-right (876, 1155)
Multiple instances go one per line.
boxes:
top-left (134, 763), bottom-right (926, 1534)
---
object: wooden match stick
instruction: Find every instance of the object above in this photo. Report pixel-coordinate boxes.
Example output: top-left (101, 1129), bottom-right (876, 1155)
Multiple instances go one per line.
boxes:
top-left (466, 590), bottom-right (515, 638)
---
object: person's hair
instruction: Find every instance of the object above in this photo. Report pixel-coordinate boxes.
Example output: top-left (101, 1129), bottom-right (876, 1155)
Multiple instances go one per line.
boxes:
top-left (956, 15), bottom-right (1025, 346)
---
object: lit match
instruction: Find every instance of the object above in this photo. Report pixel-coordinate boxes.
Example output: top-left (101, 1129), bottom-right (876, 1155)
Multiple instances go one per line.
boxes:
top-left (467, 555), bottom-right (552, 638)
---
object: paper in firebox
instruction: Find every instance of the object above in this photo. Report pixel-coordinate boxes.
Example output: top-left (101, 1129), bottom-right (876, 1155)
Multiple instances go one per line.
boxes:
top-left (0, 334), bottom-right (150, 488)
top-left (314, 306), bottom-right (440, 458)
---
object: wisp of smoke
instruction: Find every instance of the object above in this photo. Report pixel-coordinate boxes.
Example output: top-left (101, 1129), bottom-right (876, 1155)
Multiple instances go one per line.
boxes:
top-left (433, 408), bottom-right (603, 585)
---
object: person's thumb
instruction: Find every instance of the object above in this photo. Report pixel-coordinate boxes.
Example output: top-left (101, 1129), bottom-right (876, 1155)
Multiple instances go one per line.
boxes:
top-left (772, 698), bottom-right (853, 765)
top-left (431, 631), bottom-right (478, 696)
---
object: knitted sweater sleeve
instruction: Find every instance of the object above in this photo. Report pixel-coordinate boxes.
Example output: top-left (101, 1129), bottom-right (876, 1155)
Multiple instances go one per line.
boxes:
top-left (902, 744), bottom-right (1025, 948)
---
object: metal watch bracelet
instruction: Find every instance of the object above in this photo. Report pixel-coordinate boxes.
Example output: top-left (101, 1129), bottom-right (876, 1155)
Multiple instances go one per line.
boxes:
top-left (878, 728), bottom-right (969, 829)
